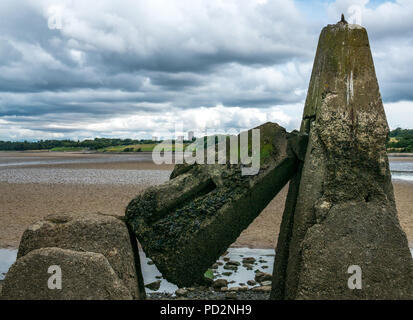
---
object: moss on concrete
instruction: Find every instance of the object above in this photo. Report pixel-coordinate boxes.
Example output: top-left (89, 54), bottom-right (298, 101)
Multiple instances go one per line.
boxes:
top-left (126, 122), bottom-right (305, 287)
top-left (271, 19), bottom-right (413, 300)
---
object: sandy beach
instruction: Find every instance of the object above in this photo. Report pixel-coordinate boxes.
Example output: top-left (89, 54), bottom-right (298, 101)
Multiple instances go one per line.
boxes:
top-left (0, 152), bottom-right (412, 249)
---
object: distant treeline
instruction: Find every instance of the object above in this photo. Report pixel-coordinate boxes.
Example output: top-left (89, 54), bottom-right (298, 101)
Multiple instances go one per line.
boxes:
top-left (1, 128), bottom-right (413, 152)
top-left (0, 138), bottom-right (157, 151)
top-left (387, 128), bottom-right (413, 153)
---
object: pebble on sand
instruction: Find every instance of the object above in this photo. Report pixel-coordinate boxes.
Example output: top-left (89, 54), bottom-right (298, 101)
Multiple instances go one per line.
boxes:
top-left (145, 280), bottom-right (161, 291)
top-left (175, 288), bottom-right (188, 297)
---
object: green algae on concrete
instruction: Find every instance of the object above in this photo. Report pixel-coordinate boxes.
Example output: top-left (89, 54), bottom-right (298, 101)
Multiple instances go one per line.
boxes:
top-left (126, 122), bottom-right (307, 287)
top-left (271, 18), bottom-right (413, 300)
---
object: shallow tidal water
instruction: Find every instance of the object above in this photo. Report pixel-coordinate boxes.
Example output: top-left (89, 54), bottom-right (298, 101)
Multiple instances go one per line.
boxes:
top-left (0, 168), bottom-right (170, 185)
top-left (0, 249), bottom-right (17, 280)
top-left (0, 247), bottom-right (273, 292)
top-left (390, 161), bottom-right (413, 182)
top-left (141, 248), bottom-right (275, 294)
top-left (0, 153), bottom-right (155, 168)
top-left (2, 248), bottom-right (412, 294)
top-left (0, 153), bottom-right (411, 184)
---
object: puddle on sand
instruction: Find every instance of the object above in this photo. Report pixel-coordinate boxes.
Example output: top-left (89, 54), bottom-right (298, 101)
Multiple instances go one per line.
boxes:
top-left (141, 247), bottom-right (275, 295)
top-left (0, 249), bottom-right (17, 280)
top-left (139, 249), bottom-right (179, 294)
top-left (213, 248), bottom-right (275, 289)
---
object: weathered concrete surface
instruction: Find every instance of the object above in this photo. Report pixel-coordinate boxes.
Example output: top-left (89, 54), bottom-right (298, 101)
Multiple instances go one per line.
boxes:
top-left (16, 212), bottom-right (145, 300)
top-left (126, 122), bottom-right (307, 287)
top-left (1, 248), bottom-right (132, 300)
top-left (271, 19), bottom-right (413, 300)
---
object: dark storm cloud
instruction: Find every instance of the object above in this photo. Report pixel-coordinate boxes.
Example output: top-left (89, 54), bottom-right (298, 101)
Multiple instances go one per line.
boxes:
top-left (0, 99), bottom-right (168, 117)
top-left (94, 45), bottom-right (312, 75)
top-left (380, 84), bottom-right (413, 103)
top-left (328, 0), bottom-right (413, 104)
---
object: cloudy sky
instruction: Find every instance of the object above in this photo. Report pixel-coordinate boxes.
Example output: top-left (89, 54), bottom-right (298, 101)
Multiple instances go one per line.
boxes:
top-left (0, 0), bottom-right (412, 141)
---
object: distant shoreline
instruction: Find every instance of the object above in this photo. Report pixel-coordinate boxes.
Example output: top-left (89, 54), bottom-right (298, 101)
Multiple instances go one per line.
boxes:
top-left (388, 153), bottom-right (413, 157)
top-left (1, 150), bottom-right (413, 156)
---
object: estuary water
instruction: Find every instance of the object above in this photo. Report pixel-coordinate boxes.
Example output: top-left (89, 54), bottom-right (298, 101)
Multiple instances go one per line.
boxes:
top-left (0, 153), bottom-right (411, 183)
top-left (389, 160), bottom-right (413, 183)
top-left (0, 249), bottom-right (17, 280)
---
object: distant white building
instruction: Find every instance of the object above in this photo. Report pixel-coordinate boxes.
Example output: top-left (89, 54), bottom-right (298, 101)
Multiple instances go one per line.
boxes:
top-left (176, 136), bottom-right (184, 142)
top-left (188, 131), bottom-right (194, 141)
top-left (152, 136), bottom-right (158, 141)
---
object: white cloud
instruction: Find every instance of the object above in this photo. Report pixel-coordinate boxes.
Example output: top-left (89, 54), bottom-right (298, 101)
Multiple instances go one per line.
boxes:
top-left (32, 0), bottom-right (312, 61)
top-left (0, 103), bottom-right (301, 141)
top-left (327, 0), bottom-right (413, 103)
top-left (384, 100), bottom-right (413, 130)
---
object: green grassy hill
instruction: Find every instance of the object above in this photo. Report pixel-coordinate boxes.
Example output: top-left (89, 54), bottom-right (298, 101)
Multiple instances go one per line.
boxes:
top-left (387, 128), bottom-right (413, 153)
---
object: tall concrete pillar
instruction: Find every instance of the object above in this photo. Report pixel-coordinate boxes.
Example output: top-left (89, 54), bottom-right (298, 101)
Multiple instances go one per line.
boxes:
top-left (271, 18), bottom-right (413, 299)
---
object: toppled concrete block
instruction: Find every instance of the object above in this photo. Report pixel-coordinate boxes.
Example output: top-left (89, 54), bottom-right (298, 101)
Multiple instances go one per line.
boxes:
top-left (1, 248), bottom-right (132, 300)
top-left (14, 212), bottom-right (145, 300)
top-left (126, 122), bottom-right (306, 287)
top-left (271, 18), bottom-right (413, 300)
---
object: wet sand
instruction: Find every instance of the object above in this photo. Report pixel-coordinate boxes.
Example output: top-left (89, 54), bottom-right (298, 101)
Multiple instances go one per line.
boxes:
top-left (392, 181), bottom-right (413, 248)
top-left (1, 181), bottom-right (411, 249)
top-left (239, 181), bottom-right (413, 248)
top-left (0, 152), bottom-right (412, 249)
top-left (0, 183), bottom-right (147, 248)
